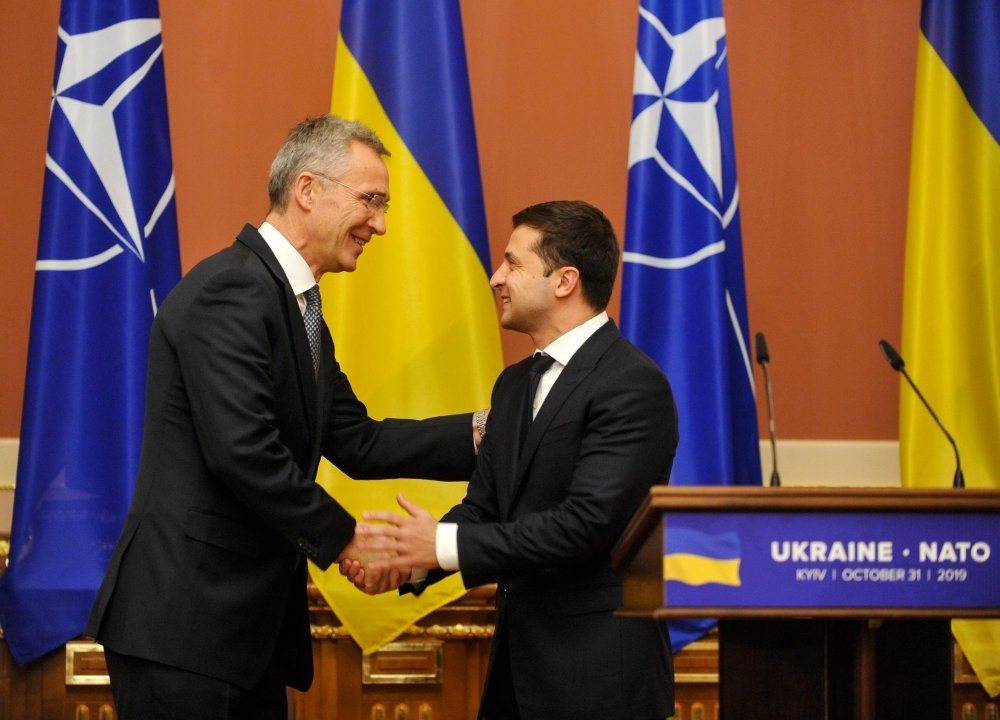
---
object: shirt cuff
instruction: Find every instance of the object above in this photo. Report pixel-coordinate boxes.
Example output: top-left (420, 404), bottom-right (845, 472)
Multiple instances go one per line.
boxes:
top-left (436, 522), bottom-right (460, 571)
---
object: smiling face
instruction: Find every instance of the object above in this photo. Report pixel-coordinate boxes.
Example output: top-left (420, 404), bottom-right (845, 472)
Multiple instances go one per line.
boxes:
top-left (490, 225), bottom-right (559, 339)
top-left (307, 140), bottom-right (389, 274)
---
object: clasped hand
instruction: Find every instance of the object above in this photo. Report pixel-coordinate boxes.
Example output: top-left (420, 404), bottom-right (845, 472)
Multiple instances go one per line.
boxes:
top-left (338, 493), bottom-right (440, 595)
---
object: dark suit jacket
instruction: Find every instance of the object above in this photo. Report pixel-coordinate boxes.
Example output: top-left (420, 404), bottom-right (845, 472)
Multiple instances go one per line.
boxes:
top-left (86, 225), bottom-right (475, 691)
top-left (434, 320), bottom-right (678, 719)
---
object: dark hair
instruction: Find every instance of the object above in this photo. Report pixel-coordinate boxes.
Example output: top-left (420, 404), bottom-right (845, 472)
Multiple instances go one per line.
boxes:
top-left (512, 200), bottom-right (619, 310)
top-left (267, 114), bottom-right (389, 212)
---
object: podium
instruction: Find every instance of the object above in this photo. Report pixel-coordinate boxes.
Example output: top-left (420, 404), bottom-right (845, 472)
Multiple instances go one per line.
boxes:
top-left (612, 487), bottom-right (1000, 720)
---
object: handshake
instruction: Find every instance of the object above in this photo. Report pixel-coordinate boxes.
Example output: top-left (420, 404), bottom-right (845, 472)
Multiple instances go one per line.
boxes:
top-left (336, 493), bottom-right (441, 595)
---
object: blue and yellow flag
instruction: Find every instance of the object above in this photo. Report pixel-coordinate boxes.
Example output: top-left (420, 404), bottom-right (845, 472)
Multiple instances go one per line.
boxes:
top-left (622, 0), bottom-right (760, 651)
top-left (901, 0), bottom-right (1000, 697)
top-left (0, 0), bottom-right (181, 664)
top-left (311, 0), bottom-right (503, 654)
top-left (664, 527), bottom-right (741, 588)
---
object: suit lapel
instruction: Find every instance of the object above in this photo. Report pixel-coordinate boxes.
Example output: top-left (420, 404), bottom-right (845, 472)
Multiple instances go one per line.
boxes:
top-left (511, 320), bottom-right (621, 495)
top-left (236, 225), bottom-right (321, 442)
top-left (499, 360), bottom-right (534, 516)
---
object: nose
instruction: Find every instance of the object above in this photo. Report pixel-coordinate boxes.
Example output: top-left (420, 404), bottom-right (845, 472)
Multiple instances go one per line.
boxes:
top-left (490, 266), bottom-right (505, 289)
top-left (368, 208), bottom-right (387, 236)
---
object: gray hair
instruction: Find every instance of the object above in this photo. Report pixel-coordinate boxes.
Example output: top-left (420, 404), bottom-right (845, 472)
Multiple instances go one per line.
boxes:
top-left (267, 114), bottom-right (390, 212)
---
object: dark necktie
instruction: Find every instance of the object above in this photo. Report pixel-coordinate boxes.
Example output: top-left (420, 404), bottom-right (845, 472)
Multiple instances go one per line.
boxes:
top-left (303, 285), bottom-right (322, 378)
top-left (526, 352), bottom-right (556, 425)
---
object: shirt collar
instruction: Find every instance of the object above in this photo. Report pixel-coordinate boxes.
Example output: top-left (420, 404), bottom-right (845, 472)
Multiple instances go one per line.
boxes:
top-left (258, 221), bottom-right (316, 297)
top-left (537, 311), bottom-right (609, 367)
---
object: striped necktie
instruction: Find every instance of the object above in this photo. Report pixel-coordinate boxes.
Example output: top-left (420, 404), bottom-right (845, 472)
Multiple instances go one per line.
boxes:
top-left (303, 285), bottom-right (322, 378)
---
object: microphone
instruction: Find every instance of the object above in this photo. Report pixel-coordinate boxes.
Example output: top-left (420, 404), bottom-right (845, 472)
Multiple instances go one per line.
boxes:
top-left (877, 339), bottom-right (964, 489)
top-left (755, 332), bottom-right (781, 487)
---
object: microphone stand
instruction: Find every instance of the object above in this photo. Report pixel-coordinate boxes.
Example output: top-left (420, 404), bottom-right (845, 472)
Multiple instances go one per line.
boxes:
top-left (761, 359), bottom-right (781, 487)
top-left (897, 365), bottom-right (965, 489)
top-left (755, 332), bottom-right (781, 487)
top-left (878, 339), bottom-right (964, 489)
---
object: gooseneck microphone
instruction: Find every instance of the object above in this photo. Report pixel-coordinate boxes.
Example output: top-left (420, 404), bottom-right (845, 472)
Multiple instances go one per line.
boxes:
top-left (755, 332), bottom-right (781, 487)
top-left (878, 339), bottom-right (965, 489)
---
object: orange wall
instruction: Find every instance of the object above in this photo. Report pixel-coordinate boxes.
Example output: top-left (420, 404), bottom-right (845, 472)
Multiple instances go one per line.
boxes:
top-left (0, 1), bottom-right (919, 441)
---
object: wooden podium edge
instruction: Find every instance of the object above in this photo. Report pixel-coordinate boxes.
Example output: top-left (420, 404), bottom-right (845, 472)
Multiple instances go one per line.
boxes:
top-left (613, 486), bottom-right (1000, 570)
top-left (616, 607), bottom-right (1000, 620)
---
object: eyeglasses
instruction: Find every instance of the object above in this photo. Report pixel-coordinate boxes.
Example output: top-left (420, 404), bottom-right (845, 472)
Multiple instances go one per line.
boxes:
top-left (310, 171), bottom-right (389, 214)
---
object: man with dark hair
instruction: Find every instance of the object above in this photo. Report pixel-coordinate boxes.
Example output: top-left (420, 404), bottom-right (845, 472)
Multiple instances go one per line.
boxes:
top-left (86, 114), bottom-right (479, 720)
top-left (347, 199), bottom-right (678, 720)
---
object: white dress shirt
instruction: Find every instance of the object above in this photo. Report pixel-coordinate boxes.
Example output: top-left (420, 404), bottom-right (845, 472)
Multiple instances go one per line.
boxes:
top-left (258, 221), bottom-right (315, 316)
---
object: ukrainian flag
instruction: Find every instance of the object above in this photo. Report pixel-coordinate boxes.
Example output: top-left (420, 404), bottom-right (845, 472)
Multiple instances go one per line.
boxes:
top-left (901, 0), bottom-right (1000, 697)
top-left (310, 1), bottom-right (503, 653)
top-left (664, 526), bottom-right (741, 588)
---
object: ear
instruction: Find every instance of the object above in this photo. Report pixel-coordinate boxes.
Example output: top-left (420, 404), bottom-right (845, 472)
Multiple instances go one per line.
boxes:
top-left (292, 172), bottom-right (319, 212)
top-left (553, 266), bottom-right (580, 299)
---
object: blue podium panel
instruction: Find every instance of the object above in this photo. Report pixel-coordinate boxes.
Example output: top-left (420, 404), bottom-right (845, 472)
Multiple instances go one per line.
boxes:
top-left (615, 487), bottom-right (1000, 618)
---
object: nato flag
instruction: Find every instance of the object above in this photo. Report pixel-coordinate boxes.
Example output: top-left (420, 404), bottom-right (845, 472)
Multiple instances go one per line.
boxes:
top-left (622, 0), bottom-right (761, 650)
top-left (0, 0), bottom-right (181, 664)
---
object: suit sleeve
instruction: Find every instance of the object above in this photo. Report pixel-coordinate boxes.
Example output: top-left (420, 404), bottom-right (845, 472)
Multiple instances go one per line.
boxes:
top-left (319, 354), bottom-right (476, 482)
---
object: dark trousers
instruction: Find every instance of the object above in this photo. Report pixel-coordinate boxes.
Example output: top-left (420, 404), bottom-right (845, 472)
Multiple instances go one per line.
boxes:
top-left (479, 628), bottom-right (671, 720)
top-left (104, 649), bottom-right (287, 720)
top-left (480, 628), bottom-right (521, 720)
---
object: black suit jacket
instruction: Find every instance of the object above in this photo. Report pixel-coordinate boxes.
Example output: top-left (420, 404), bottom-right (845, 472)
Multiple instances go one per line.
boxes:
top-left (436, 320), bottom-right (678, 719)
top-left (86, 225), bottom-right (474, 691)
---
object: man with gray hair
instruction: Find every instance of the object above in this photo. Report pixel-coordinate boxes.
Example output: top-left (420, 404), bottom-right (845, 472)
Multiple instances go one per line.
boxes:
top-left (86, 114), bottom-right (480, 719)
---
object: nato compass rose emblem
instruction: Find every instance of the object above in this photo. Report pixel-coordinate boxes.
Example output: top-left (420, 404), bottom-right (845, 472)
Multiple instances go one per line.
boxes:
top-left (40, 18), bottom-right (175, 310)
top-left (627, 6), bottom-right (737, 270)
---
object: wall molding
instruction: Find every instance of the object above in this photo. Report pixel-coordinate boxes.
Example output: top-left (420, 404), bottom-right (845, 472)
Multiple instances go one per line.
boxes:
top-left (0, 439), bottom-right (17, 533)
top-left (759, 439), bottom-right (900, 487)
